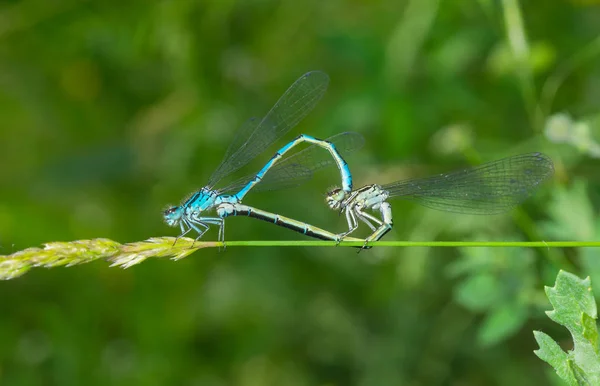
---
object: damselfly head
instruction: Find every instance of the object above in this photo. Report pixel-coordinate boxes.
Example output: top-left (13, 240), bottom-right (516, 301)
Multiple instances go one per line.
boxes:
top-left (325, 187), bottom-right (345, 210)
top-left (163, 206), bottom-right (183, 227)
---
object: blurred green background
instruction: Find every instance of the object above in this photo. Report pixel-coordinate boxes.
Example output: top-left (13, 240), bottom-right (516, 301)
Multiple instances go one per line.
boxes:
top-left (2, 0), bottom-right (600, 384)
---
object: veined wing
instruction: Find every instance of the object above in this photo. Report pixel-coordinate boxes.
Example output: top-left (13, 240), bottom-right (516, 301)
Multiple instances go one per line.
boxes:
top-left (207, 71), bottom-right (330, 188)
top-left (218, 132), bottom-right (364, 194)
top-left (383, 153), bottom-right (554, 214)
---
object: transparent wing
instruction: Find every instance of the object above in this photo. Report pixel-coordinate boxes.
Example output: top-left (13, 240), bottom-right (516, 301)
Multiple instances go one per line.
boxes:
top-left (218, 132), bottom-right (365, 194)
top-left (254, 132), bottom-right (364, 192)
top-left (217, 164), bottom-right (313, 195)
top-left (219, 116), bottom-right (260, 165)
top-left (383, 153), bottom-right (554, 214)
top-left (208, 71), bottom-right (330, 188)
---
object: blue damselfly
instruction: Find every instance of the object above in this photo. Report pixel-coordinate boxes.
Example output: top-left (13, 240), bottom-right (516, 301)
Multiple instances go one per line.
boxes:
top-left (164, 71), bottom-right (363, 242)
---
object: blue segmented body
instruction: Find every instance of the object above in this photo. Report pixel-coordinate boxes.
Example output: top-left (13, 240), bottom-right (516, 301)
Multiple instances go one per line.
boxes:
top-left (163, 71), bottom-right (364, 243)
top-left (325, 152), bottom-right (555, 247)
top-left (232, 134), bottom-right (353, 201)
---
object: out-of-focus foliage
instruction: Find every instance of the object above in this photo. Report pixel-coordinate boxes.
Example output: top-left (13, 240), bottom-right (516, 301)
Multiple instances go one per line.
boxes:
top-left (534, 271), bottom-right (600, 385)
top-left (1, 0), bottom-right (600, 385)
top-left (449, 244), bottom-right (536, 347)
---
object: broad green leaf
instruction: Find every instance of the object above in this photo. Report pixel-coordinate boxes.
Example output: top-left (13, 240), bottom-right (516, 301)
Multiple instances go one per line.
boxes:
top-left (534, 270), bottom-right (600, 385)
top-left (533, 331), bottom-right (578, 386)
top-left (478, 302), bottom-right (528, 347)
top-left (542, 180), bottom-right (596, 241)
top-left (582, 312), bottom-right (599, 352)
top-left (454, 272), bottom-right (502, 312)
top-left (449, 244), bottom-right (536, 345)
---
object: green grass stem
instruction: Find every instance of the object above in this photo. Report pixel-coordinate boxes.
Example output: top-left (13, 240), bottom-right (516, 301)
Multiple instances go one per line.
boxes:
top-left (1, 237), bottom-right (598, 281)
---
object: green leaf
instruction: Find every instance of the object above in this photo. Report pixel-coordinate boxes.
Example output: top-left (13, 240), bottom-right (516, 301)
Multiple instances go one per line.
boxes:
top-left (478, 302), bottom-right (528, 347)
top-left (582, 312), bottom-right (599, 352)
top-left (542, 180), bottom-right (596, 241)
top-left (533, 331), bottom-right (578, 386)
top-left (454, 272), bottom-right (502, 312)
top-left (449, 244), bottom-right (536, 345)
top-left (534, 270), bottom-right (600, 385)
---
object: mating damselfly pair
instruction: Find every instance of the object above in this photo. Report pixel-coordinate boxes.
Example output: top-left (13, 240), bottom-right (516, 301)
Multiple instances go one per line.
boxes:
top-left (163, 71), bottom-right (554, 248)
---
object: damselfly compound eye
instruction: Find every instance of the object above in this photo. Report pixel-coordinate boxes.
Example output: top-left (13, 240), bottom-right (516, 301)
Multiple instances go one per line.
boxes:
top-left (164, 207), bottom-right (179, 216)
